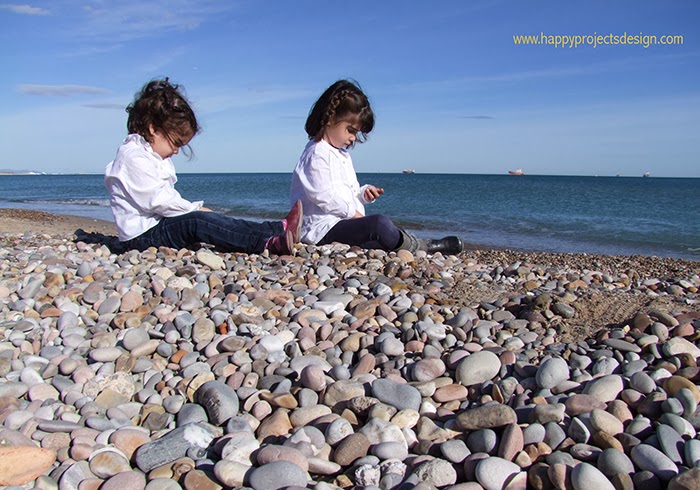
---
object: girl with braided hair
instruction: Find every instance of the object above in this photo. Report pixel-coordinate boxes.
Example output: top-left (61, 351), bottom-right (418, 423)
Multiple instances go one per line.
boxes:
top-left (290, 79), bottom-right (463, 254)
top-left (105, 78), bottom-right (302, 255)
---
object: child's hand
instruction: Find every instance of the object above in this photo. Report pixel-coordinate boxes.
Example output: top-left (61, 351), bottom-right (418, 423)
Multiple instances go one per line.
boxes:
top-left (353, 211), bottom-right (364, 218)
top-left (364, 185), bottom-right (384, 201)
top-left (200, 206), bottom-right (214, 212)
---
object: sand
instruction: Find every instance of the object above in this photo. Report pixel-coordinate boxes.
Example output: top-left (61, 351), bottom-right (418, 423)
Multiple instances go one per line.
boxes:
top-left (0, 208), bottom-right (117, 236)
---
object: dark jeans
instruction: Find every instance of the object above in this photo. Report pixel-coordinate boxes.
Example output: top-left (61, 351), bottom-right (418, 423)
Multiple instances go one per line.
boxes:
top-left (318, 214), bottom-right (401, 251)
top-left (121, 211), bottom-right (283, 253)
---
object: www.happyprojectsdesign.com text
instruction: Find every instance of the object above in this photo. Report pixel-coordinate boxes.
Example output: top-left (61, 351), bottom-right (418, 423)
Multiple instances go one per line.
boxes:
top-left (514, 32), bottom-right (684, 49)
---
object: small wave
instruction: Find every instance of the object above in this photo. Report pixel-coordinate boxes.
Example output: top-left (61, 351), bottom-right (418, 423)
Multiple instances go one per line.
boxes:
top-left (32, 198), bottom-right (111, 207)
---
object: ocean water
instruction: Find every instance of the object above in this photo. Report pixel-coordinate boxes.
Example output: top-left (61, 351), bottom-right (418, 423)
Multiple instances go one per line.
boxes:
top-left (0, 173), bottom-right (698, 261)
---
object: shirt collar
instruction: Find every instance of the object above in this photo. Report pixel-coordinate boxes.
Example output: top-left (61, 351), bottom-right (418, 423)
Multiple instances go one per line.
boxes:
top-left (125, 133), bottom-right (164, 161)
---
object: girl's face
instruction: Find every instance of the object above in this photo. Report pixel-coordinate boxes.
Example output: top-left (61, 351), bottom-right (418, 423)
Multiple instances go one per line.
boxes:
top-left (323, 117), bottom-right (360, 149)
top-left (149, 127), bottom-right (193, 159)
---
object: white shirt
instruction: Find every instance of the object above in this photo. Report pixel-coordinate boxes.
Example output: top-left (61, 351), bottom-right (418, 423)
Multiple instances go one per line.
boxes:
top-left (105, 134), bottom-right (203, 241)
top-left (290, 139), bottom-right (372, 244)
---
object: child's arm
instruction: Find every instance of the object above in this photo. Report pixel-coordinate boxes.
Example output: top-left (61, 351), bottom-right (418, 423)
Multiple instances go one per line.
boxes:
top-left (118, 156), bottom-right (203, 217)
top-left (297, 153), bottom-right (358, 219)
top-left (360, 185), bottom-right (384, 203)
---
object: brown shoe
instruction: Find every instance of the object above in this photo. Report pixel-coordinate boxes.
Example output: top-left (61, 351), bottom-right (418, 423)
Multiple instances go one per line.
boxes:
top-left (266, 230), bottom-right (294, 256)
top-left (285, 200), bottom-right (303, 243)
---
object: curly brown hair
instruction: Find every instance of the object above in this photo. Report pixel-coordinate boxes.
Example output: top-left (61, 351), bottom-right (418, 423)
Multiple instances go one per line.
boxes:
top-left (126, 78), bottom-right (199, 156)
top-left (305, 80), bottom-right (374, 145)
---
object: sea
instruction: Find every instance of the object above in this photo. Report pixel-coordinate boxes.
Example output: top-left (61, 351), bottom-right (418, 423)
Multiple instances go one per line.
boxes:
top-left (0, 173), bottom-right (698, 261)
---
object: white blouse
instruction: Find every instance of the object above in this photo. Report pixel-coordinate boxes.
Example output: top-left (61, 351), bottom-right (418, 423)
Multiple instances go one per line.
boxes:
top-left (290, 139), bottom-right (372, 244)
top-left (105, 134), bottom-right (203, 241)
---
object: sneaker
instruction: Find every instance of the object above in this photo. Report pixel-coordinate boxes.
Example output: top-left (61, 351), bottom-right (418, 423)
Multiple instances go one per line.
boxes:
top-left (266, 230), bottom-right (294, 256)
top-left (425, 236), bottom-right (463, 255)
top-left (284, 200), bottom-right (303, 243)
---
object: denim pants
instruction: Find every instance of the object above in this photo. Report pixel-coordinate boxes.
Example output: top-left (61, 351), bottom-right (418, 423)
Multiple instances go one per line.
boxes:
top-left (318, 214), bottom-right (401, 251)
top-left (121, 211), bottom-right (283, 253)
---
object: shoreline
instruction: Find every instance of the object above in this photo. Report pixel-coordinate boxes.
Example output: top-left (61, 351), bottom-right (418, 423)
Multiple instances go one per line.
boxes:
top-left (1, 208), bottom-right (698, 267)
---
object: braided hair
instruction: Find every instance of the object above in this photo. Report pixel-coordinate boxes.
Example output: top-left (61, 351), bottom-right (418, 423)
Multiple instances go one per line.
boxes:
top-left (126, 78), bottom-right (200, 155)
top-left (305, 80), bottom-right (374, 145)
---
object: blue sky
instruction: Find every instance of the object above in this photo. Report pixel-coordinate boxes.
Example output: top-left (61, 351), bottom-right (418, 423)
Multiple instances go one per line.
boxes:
top-left (1, 0), bottom-right (698, 177)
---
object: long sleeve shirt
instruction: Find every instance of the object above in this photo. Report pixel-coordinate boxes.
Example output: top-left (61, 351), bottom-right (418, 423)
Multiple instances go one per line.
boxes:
top-left (290, 139), bottom-right (372, 244)
top-left (104, 134), bottom-right (202, 241)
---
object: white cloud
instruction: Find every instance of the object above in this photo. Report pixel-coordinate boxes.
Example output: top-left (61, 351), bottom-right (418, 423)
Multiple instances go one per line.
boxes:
top-left (193, 86), bottom-right (313, 114)
top-left (0, 3), bottom-right (49, 15)
top-left (395, 51), bottom-right (700, 92)
top-left (82, 103), bottom-right (125, 110)
top-left (67, 0), bottom-right (237, 43)
top-left (17, 84), bottom-right (111, 96)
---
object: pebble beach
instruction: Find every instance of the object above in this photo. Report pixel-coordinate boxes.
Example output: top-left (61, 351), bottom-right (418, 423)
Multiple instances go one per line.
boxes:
top-left (1, 209), bottom-right (699, 490)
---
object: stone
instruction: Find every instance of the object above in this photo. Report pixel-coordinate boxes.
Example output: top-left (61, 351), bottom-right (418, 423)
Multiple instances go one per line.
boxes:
top-left (536, 357), bottom-right (569, 389)
top-left (248, 461), bottom-right (308, 490)
top-left (183, 469), bottom-right (223, 490)
top-left (440, 439), bottom-right (470, 463)
top-left (456, 351), bottom-right (501, 386)
top-left (213, 460), bottom-right (251, 488)
top-left (196, 249), bottom-right (225, 269)
top-left (334, 432), bottom-right (371, 466)
top-left (256, 445), bottom-right (308, 472)
top-left (413, 458), bottom-right (457, 487)
top-left (590, 409), bottom-right (624, 435)
top-left (195, 381), bottom-right (239, 425)
top-left (135, 422), bottom-right (218, 472)
top-left (657, 424), bottom-right (685, 465)
top-left (598, 448), bottom-right (635, 477)
top-left (475, 457), bottom-right (521, 490)
top-left (498, 423), bottom-right (524, 461)
top-left (0, 446), bottom-right (56, 486)
top-left (88, 448), bottom-right (131, 478)
top-left (631, 444), bottom-right (679, 480)
top-left (571, 462), bottom-right (615, 490)
top-left (669, 468), bottom-right (700, 490)
top-left (100, 471), bottom-right (147, 490)
top-left (372, 378), bottom-right (421, 411)
top-left (457, 404), bottom-right (517, 431)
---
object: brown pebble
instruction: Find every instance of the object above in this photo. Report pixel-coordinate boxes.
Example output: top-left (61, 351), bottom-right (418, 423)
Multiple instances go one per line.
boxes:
top-left (498, 423), bottom-right (524, 462)
top-left (591, 431), bottom-right (623, 451)
top-left (334, 432), bottom-right (371, 466)
top-left (0, 446), bottom-right (57, 486)
top-left (564, 394), bottom-right (606, 416)
top-left (433, 384), bottom-right (468, 403)
top-left (183, 469), bottom-right (222, 490)
top-left (256, 409), bottom-right (292, 441)
top-left (527, 463), bottom-right (552, 490)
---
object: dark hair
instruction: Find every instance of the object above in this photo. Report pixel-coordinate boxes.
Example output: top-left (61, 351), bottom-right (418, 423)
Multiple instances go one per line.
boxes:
top-left (126, 78), bottom-right (199, 157)
top-left (305, 79), bottom-right (374, 145)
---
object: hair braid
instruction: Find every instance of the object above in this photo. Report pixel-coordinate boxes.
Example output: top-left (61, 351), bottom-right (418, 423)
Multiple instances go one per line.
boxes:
top-left (305, 80), bottom-right (375, 144)
top-left (320, 89), bottom-right (352, 128)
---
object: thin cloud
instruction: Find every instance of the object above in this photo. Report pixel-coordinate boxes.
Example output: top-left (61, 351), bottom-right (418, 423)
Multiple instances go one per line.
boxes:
top-left (69, 0), bottom-right (236, 43)
top-left (397, 51), bottom-right (700, 92)
top-left (18, 84), bottom-right (111, 96)
top-left (0, 3), bottom-right (49, 15)
top-left (457, 115), bottom-right (494, 120)
top-left (83, 103), bottom-right (125, 110)
top-left (195, 87), bottom-right (313, 113)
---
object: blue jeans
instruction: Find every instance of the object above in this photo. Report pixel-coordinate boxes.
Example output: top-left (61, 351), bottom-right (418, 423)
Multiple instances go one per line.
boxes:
top-left (121, 211), bottom-right (283, 253)
top-left (318, 214), bottom-right (401, 250)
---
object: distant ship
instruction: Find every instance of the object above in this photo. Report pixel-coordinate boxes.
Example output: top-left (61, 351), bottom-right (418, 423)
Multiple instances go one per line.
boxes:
top-left (402, 169), bottom-right (416, 174)
top-left (643, 172), bottom-right (651, 178)
top-left (508, 168), bottom-right (524, 176)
